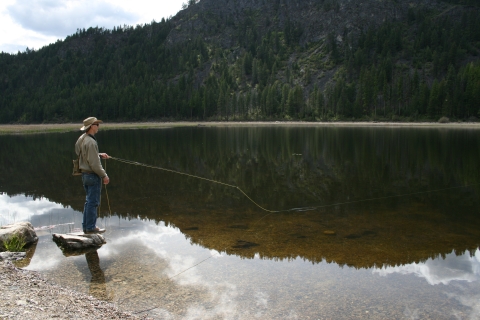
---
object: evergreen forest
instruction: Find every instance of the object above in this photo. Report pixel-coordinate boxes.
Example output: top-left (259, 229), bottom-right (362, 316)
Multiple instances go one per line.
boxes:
top-left (0, 0), bottom-right (479, 123)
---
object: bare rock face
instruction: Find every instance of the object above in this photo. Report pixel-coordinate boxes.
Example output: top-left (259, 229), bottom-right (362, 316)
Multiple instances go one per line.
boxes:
top-left (0, 222), bottom-right (38, 252)
top-left (52, 233), bottom-right (106, 250)
top-left (167, 0), bottom-right (444, 48)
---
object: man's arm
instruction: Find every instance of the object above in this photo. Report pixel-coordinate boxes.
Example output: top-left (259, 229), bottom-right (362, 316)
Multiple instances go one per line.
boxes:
top-left (85, 139), bottom-right (108, 178)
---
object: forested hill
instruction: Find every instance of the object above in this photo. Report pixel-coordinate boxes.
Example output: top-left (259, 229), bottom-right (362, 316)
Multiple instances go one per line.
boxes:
top-left (1, 0), bottom-right (480, 124)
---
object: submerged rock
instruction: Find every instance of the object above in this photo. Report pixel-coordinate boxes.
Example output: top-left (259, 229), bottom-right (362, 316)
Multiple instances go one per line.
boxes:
top-left (0, 222), bottom-right (38, 251)
top-left (232, 239), bottom-right (259, 249)
top-left (228, 225), bottom-right (249, 230)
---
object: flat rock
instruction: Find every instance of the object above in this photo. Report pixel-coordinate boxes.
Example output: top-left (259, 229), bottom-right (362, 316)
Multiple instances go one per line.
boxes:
top-left (53, 233), bottom-right (106, 250)
top-left (0, 222), bottom-right (38, 251)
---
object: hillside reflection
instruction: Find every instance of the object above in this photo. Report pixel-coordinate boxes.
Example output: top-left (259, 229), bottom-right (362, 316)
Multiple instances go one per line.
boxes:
top-left (1, 126), bottom-right (479, 268)
top-left (23, 206), bottom-right (480, 289)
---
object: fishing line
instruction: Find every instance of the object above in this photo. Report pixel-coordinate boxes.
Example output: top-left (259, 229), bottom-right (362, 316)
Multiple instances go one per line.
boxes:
top-left (97, 158), bottom-right (112, 234)
top-left (110, 156), bottom-right (278, 213)
top-left (109, 155), bottom-right (479, 316)
top-left (34, 222), bottom-right (74, 231)
top-left (109, 156), bottom-right (479, 215)
top-left (109, 155), bottom-right (480, 233)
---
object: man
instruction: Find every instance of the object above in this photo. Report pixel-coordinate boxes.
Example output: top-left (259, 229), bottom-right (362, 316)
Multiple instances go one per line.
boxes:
top-left (75, 117), bottom-right (110, 234)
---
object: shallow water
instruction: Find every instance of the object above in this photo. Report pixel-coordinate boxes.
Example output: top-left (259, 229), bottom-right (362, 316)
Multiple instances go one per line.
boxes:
top-left (1, 126), bottom-right (480, 319)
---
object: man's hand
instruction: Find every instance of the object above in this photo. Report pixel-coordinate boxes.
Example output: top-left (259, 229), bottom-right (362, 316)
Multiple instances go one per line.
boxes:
top-left (103, 176), bottom-right (110, 185)
top-left (99, 153), bottom-right (110, 159)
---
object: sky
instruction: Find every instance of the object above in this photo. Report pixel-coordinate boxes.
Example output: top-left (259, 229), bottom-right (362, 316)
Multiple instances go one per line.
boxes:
top-left (0, 0), bottom-right (186, 54)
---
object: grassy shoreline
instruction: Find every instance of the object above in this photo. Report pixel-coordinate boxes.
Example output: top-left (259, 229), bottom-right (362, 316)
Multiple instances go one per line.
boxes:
top-left (1, 121), bottom-right (480, 135)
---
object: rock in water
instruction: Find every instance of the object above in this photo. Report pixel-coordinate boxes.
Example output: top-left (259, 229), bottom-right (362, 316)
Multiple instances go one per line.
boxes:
top-left (0, 222), bottom-right (38, 251)
top-left (52, 233), bottom-right (106, 250)
top-left (232, 239), bottom-right (259, 249)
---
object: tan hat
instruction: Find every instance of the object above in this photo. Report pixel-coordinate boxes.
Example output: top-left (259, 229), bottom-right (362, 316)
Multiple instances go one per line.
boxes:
top-left (80, 117), bottom-right (103, 131)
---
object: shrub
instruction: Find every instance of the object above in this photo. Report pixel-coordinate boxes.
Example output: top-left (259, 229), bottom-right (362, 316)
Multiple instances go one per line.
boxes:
top-left (438, 116), bottom-right (450, 123)
top-left (3, 233), bottom-right (26, 252)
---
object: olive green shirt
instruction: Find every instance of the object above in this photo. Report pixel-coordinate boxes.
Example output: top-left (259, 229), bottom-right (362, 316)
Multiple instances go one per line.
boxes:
top-left (75, 133), bottom-right (107, 178)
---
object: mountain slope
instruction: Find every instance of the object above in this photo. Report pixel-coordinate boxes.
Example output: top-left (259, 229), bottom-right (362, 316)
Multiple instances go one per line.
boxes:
top-left (0, 0), bottom-right (479, 123)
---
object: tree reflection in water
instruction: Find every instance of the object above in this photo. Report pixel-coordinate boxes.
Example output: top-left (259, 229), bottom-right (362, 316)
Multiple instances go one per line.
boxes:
top-left (1, 127), bottom-right (480, 268)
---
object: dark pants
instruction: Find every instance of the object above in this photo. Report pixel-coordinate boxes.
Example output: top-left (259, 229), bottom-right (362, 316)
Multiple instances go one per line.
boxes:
top-left (82, 173), bottom-right (101, 231)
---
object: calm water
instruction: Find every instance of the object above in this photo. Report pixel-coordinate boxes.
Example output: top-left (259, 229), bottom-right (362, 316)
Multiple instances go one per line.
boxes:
top-left (1, 126), bottom-right (480, 319)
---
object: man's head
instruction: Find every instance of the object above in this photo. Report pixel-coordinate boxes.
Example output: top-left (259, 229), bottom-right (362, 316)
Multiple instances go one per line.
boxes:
top-left (80, 117), bottom-right (103, 134)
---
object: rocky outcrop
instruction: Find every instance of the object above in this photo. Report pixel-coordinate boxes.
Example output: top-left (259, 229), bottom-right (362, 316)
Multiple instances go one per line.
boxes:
top-left (0, 222), bottom-right (38, 252)
top-left (166, 0), bottom-right (446, 48)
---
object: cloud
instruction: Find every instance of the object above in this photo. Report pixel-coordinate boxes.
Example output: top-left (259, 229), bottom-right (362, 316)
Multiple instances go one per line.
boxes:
top-left (0, 43), bottom-right (30, 53)
top-left (0, 0), bottom-right (186, 53)
top-left (0, 193), bottom-right (65, 225)
top-left (373, 249), bottom-right (480, 285)
top-left (7, 0), bottom-right (138, 38)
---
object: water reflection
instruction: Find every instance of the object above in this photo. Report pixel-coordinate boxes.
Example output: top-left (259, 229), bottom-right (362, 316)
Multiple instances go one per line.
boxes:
top-left (85, 250), bottom-right (108, 300)
top-left (1, 127), bottom-right (480, 318)
top-left (13, 243), bottom-right (37, 268)
top-left (1, 128), bottom-right (480, 267)
top-left (0, 193), bottom-right (65, 226)
top-left (373, 249), bottom-right (480, 285)
top-left (54, 246), bottom-right (109, 300)
top-left (6, 193), bottom-right (478, 319)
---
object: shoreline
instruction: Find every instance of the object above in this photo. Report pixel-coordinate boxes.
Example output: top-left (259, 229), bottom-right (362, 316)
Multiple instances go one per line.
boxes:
top-left (0, 261), bottom-right (146, 319)
top-left (1, 121), bottom-right (480, 134)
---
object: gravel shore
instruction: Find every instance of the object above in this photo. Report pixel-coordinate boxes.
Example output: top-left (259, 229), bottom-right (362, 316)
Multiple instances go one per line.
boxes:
top-left (1, 121), bottom-right (480, 135)
top-left (0, 262), bottom-right (149, 319)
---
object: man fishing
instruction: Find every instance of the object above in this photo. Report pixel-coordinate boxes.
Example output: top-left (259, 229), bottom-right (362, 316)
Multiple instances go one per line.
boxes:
top-left (75, 117), bottom-right (110, 234)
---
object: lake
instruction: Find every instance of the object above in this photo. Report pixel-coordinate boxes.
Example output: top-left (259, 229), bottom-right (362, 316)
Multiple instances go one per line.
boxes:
top-left (1, 125), bottom-right (479, 319)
